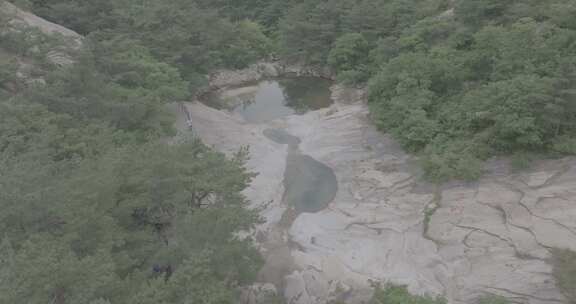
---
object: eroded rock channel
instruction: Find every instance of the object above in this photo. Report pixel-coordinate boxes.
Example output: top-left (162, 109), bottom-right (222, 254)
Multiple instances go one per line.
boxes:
top-left (181, 63), bottom-right (576, 304)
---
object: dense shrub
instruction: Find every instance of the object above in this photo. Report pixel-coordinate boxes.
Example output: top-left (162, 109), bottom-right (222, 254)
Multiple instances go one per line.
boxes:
top-left (370, 284), bottom-right (447, 304)
top-left (552, 248), bottom-right (576, 303)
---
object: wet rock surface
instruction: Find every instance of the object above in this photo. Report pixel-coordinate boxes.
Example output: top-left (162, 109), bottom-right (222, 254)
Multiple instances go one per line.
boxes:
top-left (263, 128), bottom-right (301, 146)
top-left (183, 78), bottom-right (575, 304)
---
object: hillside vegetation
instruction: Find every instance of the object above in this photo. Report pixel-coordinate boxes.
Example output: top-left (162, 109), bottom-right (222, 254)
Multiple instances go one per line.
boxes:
top-left (274, 0), bottom-right (576, 181)
top-left (0, 1), bottom-right (265, 303)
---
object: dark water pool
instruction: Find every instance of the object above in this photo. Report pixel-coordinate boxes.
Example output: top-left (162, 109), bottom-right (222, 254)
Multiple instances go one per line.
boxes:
top-left (283, 153), bottom-right (338, 213)
top-left (263, 127), bottom-right (338, 213)
top-left (202, 77), bottom-right (333, 123)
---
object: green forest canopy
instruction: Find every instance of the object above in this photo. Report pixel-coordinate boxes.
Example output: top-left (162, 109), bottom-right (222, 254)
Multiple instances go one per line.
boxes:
top-left (276, 0), bottom-right (576, 180)
top-left (1, 0), bottom-right (576, 303)
top-left (1, 1), bottom-right (266, 303)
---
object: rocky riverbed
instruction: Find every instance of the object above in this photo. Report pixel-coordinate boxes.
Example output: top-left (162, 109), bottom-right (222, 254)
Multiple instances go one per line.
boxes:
top-left (182, 65), bottom-right (576, 304)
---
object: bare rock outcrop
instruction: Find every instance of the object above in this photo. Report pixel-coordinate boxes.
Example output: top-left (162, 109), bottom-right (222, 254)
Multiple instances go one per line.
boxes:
top-left (1, 1), bottom-right (81, 43)
top-left (1, 1), bottom-right (82, 68)
top-left (183, 77), bottom-right (575, 303)
top-left (240, 283), bottom-right (279, 304)
top-left (208, 62), bottom-right (333, 90)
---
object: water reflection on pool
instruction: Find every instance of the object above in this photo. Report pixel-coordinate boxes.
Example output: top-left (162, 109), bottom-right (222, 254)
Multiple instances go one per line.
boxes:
top-left (202, 77), bottom-right (333, 123)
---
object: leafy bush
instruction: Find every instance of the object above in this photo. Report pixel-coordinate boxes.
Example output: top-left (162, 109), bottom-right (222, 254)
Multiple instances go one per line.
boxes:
top-left (552, 136), bottom-right (576, 155)
top-left (510, 152), bottom-right (535, 171)
top-left (336, 69), bottom-right (371, 86)
top-left (477, 295), bottom-right (512, 304)
top-left (454, 0), bottom-right (511, 26)
top-left (328, 33), bottom-right (370, 72)
top-left (370, 284), bottom-right (447, 304)
top-left (0, 60), bottom-right (18, 85)
top-left (420, 140), bottom-right (484, 181)
top-left (551, 248), bottom-right (576, 303)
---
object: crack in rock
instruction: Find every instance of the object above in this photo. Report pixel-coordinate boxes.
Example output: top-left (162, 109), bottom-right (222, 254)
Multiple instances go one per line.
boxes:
top-left (481, 286), bottom-right (565, 303)
top-left (453, 224), bottom-right (519, 252)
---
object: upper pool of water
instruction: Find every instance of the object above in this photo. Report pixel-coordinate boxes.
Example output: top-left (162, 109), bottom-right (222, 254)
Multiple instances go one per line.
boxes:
top-left (202, 77), bottom-right (333, 123)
